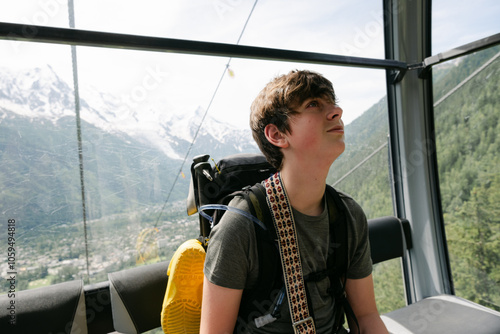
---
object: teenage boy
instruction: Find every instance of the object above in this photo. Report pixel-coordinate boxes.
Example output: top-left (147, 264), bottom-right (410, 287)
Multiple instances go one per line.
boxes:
top-left (201, 70), bottom-right (388, 333)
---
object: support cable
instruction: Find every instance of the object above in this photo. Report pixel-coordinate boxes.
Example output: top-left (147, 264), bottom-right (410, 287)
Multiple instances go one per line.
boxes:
top-left (434, 50), bottom-right (500, 107)
top-left (154, 0), bottom-right (259, 227)
top-left (68, 0), bottom-right (90, 284)
top-left (332, 142), bottom-right (388, 187)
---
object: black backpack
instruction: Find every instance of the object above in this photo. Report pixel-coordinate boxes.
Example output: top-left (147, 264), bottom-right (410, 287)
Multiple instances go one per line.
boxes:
top-left (186, 153), bottom-right (357, 332)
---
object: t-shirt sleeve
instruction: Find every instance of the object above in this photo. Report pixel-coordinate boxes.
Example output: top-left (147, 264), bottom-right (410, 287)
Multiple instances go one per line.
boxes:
top-left (203, 197), bottom-right (258, 290)
top-left (342, 194), bottom-right (373, 279)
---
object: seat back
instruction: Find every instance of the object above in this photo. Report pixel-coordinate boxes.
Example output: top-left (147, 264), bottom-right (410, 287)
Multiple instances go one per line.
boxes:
top-left (368, 216), bottom-right (412, 264)
top-left (0, 279), bottom-right (87, 334)
top-left (108, 261), bottom-right (169, 334)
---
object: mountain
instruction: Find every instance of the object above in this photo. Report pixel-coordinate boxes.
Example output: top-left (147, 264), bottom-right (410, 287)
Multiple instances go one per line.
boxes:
top-left (0, 65), bottom-right (258, 229)
top-left (0, 65), bottom-right (257, 160)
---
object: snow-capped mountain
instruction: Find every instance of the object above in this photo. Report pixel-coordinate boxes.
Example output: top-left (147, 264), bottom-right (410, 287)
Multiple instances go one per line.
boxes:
top-left (0, 65), bottom-right (257, 160)
top-left (0, 66), bottom-right (75, 120)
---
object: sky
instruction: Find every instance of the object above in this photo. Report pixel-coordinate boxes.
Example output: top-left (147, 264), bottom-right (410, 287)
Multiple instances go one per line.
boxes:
top-left (1, 0), bottom-right (499, 129)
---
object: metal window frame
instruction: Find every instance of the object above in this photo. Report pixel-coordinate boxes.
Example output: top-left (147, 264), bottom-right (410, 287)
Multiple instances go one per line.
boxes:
top-left (0, 21), bottom-right (406, 71)
top-left (385, 0), bottom-right (451, 305)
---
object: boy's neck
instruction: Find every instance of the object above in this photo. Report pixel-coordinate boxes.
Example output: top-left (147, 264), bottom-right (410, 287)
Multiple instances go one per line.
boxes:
top-left (279, 161), bottom-right (330, 216)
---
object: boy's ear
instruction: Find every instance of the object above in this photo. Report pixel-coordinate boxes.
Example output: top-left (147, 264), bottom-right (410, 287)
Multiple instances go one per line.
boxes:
top-left (264, 124), bottom-right (288, 148)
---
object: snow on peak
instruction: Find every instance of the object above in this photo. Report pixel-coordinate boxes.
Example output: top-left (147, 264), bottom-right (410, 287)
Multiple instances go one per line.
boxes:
top-left (0, 66), bottom-right (253, 160)
top-left (0, 65), bottom-right (75, 121)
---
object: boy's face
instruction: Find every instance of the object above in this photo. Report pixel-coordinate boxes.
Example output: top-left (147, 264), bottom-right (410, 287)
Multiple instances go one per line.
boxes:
top-left (285, 96), bottom-right (345, 162)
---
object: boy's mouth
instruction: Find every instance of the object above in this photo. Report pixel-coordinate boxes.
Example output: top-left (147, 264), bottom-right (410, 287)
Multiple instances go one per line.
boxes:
top-left (327, 125), bottom-right (344, 133)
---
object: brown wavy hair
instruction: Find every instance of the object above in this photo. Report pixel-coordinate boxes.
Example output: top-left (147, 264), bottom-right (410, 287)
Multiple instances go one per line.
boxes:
top-left (249, 70), bottom-right (337, 169)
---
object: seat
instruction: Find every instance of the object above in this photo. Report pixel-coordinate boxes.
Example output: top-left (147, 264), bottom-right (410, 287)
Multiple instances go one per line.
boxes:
top-left (368, 216), bottom-right (412, 264)
top-left (381, 294), bottom-right (500, 334)
top-left (0, 279), bottom-right (87, 334)
top-left (108, 260), bottom-right (169, 334)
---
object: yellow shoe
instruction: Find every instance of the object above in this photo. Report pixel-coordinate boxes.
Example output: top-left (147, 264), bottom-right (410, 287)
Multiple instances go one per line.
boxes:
top-left (161, 239), bottom-right (206, 334)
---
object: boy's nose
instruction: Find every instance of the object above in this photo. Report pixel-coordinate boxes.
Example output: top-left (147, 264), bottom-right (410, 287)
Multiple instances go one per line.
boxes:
top-left (327, 105), bottom-right (343, 120)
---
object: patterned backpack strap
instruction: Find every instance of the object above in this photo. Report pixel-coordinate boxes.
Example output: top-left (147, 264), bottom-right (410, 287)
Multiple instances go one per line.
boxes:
top-left (264, 172), bottom-right (316, 334)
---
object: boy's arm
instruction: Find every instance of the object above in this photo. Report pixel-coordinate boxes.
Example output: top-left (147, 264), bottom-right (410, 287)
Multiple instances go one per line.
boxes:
top-left (200, 276), bottom-right (243, 334)
top-left (345, 274), bottom-right (389, 334)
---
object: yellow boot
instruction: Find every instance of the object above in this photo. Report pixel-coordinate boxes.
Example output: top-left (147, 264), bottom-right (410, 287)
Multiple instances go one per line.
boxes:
top-left (161, 239), bottom-right (206, 334)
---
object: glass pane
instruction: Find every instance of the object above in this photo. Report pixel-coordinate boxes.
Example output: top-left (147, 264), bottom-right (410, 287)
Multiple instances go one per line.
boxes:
top-left (328, 93), bottom-right (406, 313)
top-left (432, 0), bottom-right (500, 54)
top-left (1, 41), bottom-right (78, 291)
top-left (372, 259), bottom-right (406, 314)
top-left (0, 36), bottom-right (389, 292)
top-left (0, 0), bottom-right (70, 28)
top-left (433, 45), bottom-right (500, 311)
top-left (0, 0), bottom-right (384, 58)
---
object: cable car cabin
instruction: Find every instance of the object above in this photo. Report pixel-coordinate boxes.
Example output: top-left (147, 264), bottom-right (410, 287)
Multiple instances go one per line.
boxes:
top-left (0, 0), bottom-right (499, 333)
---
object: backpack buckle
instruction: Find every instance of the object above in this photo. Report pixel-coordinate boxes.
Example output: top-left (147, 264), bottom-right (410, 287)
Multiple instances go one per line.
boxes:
top-left (292, 316), bottom-right (315, 333)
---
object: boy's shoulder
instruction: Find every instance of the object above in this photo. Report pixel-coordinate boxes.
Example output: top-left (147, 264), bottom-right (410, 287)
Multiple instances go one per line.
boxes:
top-left (334, 188), bottom-right (353, 200)
top-left (329, 187), bottom-right (365, 216)
top-left (329, 187), bottom-right (354, 203)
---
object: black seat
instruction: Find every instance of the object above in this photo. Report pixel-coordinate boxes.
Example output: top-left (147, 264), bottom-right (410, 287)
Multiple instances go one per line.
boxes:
top-left (108, 260), bottom-right (169, 333)
top-left (368, 216), bottom-right (412, 264)
top-left (0, 279), bottom-right (87, 334)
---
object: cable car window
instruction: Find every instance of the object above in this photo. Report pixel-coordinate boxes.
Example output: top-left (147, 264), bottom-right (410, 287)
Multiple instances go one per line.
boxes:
top-left (0, 0), bottom-right (385, 58)
top-left (0, 1), bottom-right (71, 29)
top-left (432, 44), bottom-right (500, 311)
top-left (0, 33), bottom-right (393, 294)
top-left (432, 0), bottom-right (500, 54)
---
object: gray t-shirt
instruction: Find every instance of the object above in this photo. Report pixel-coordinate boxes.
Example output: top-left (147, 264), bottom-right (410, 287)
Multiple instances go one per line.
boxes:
top-left (204, 189), bottom-right (372, 333)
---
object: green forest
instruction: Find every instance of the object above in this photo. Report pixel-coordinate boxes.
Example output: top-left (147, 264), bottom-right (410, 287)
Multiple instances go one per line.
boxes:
top-left (329, 45), bottom-right (500, 313)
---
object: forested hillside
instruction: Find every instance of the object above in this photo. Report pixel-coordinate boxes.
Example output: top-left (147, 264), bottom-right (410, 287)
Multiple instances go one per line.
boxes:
top-left (0, 115), bottom-right (187, 232)
top-left (433, 46), bottom-right (500, 311)
top-left (328, 45), bottom-right (500, 312)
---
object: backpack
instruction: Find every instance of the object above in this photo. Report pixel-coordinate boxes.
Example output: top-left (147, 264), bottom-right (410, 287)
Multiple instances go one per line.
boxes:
top-left (164, 153), bottom-right (356, 333)
top-left (186, 153), bottom-right (277, 244)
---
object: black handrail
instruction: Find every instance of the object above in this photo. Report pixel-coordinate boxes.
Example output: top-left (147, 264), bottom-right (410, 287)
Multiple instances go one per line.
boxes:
top-left (0, 21), bottom-right (407, 71)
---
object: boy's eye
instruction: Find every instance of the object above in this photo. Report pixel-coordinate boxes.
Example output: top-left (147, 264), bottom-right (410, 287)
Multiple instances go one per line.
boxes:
top-left (306, 101), bottom-right (319, 108)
